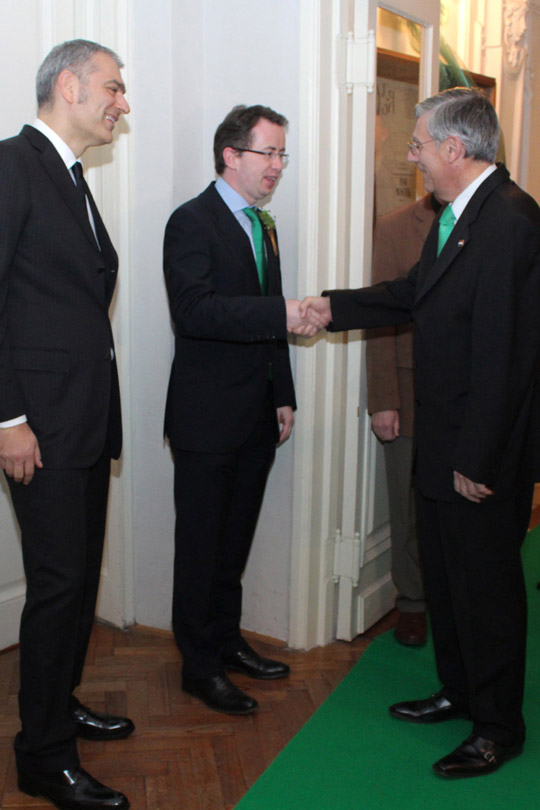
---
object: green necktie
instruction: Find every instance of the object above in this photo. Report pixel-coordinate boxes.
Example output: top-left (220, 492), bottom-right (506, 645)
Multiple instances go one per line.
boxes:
top-left (243, 207), bottom-right (268, 294)
top-left (437, 204), bottom-right (457, 256)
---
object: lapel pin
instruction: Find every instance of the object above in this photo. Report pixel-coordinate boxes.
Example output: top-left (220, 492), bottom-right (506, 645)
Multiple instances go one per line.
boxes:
top-left (458, 239), bottom-right (465, 247)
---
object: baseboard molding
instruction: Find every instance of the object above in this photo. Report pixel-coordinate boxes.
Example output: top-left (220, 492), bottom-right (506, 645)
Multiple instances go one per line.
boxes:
top-left (121, 622), bottom-right (287, 649)
top-left (354, 573), bottom-right (396, 636)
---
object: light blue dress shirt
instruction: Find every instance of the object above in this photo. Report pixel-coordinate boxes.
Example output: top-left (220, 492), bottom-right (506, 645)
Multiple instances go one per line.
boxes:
top-left (215, 176), bottom-right (259, 261)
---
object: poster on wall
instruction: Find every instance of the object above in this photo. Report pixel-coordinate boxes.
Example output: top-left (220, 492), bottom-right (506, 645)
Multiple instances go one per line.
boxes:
top-left (375, 48), bottom-right (496, 221)
top-left (375, 74), bottom-right (418, 219)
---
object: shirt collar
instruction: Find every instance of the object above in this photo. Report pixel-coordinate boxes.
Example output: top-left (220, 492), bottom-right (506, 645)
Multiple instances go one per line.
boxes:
top-left (215, 176), bottom-right (253, 214)
top-left (450, 164), bottom-right (497, 222)
top-left (32, 118), bottom-right (78, 173)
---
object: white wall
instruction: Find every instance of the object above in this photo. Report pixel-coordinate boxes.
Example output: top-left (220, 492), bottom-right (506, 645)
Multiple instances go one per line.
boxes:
top-left (0, 0), bottom-right (301, 646)
top-left (194, 1), bottom-right (300, 639)
top-left (0, 0), bottom-right (44, 649)
top-left (2, 0), bottom-right (538, 650)
top-left (130, 0), bottom-right (301, 639)
top-left (128, 0), bottom-right (176, 631)
top-left (521, 0), bottom-right (540, 198)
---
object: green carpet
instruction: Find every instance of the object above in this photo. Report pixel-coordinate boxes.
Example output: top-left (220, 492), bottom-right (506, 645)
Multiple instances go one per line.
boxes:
top-left (236, 526), bottom-right (540, 809)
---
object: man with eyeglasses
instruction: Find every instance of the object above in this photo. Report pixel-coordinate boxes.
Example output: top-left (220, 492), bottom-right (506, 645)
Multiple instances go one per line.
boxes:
top-left (163, 104), bottom-right (318, 715)
top-left (300, 88), bottom-right (540, 778)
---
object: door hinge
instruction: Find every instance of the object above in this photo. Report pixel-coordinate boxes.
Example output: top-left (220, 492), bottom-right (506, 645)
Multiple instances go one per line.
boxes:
top-left (333, 529), bottom-right (364, 586)
top-left (338, 29), bottom-right (376, 95)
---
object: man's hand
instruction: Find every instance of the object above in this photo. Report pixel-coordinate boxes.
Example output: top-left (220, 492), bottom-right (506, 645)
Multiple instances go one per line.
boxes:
top-left (453, 471), bottom-right (494, 503)
top-left (0, 423), bottom-right (43, 485)
top-left (371, 410), bottom-right (400, 442)
top-left (298, 296), bottom-right (332, 332)
top-left (277, 406), bottom-right (294, 445)
top-left (286, 299), bottom-right (325, 337)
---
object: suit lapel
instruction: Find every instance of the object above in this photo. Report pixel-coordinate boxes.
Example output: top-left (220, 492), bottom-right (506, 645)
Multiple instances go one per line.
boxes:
top-left (415, 215), bottom-right (466, 302)
top-left (261, 220), bottom-right (281, 295)
top-left (203, 184), bottom-right (262, 294)
top-left (415, 165), bottom-right (509, 304)
top-left (84, 186), bottom-right (117, 263)
top-left (22, 125), bottom-right (106, 255)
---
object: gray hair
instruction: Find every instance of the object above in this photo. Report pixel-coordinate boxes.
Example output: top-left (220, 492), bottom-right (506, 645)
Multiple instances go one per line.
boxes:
top-left (416, 87), bottom-right (499, 163)
top-left (36, 39), bottom-right (123, 110)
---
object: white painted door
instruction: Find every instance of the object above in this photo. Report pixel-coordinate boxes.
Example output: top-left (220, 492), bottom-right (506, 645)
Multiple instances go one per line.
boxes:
top-left (290, 0), bottom-right (440, 649)
top-left (334, 0), bottom-right (440, 640)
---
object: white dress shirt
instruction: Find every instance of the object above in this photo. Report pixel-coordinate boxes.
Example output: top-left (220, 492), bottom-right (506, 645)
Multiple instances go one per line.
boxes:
top-left (449, 163), bottom-right (497, 223)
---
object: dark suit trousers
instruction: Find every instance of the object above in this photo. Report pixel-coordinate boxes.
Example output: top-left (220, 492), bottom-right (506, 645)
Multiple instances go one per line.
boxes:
top-left (7, 450), bottom-right (110, 774)
top-left (417, 485), bottom-right (533, 745)
top-left (172, 388), bottom-right (277, 679)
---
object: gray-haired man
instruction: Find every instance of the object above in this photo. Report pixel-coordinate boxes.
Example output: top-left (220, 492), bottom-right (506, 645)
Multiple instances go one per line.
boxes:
top-left (301, 88), bottom-right (540, 778)
top-left (0, 40), bottom-right (131, 809)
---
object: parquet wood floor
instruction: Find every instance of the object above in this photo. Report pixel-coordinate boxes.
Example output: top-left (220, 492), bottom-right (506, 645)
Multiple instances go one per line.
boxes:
top-left (0, 612), bottom-right (398, 809)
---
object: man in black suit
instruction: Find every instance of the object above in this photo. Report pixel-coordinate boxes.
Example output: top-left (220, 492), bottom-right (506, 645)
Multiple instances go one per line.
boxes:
top-left (300, 88), bottom-right (540, 778)
top-left (164, 105), bottom-right (318, 716)
top-left (0, 40), bottom-right (132, 809)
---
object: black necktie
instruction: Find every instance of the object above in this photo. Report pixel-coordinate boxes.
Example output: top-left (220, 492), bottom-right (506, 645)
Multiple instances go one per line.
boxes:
top-left (71, 161), bottom-right (101, 250)
top-left (71, 161), bottom-right (87, 203)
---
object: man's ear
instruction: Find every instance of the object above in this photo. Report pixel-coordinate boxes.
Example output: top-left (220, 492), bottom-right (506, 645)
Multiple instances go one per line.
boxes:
top-left (56, 69), bottom-right (78, 104)
top-left (222, 146), bottom-right (240, 172)
top-left (446, 135), bottom-right (466, 163)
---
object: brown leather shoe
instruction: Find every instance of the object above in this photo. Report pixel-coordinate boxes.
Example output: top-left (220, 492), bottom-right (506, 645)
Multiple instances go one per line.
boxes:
top-left (394, 611), bottom-right (427, 646)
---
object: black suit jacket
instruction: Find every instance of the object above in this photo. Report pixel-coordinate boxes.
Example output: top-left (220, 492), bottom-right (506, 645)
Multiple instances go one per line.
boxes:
top-left (328, 165), bottom-right (540, 501)
top-left (164, 182), bottom-right (296, 453)
top-left (0, 125), bottom-right (122, 467)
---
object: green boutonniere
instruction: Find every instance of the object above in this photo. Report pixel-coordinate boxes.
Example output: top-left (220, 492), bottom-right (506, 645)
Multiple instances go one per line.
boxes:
top-left (258, 209), bottom-right (275, 231)
top-left (258, 209), bottom-right (278, 255)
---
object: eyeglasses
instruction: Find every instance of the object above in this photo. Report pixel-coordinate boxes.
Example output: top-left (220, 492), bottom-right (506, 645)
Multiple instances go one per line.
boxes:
top-left (407, 138), bottom-right (437, 155)
top-left (234, 148), bottom-right (289, 166)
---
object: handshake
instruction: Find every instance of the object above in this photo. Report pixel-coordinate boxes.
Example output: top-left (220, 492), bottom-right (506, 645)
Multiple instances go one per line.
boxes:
top-left (286, 296), bottom-right (332, 337)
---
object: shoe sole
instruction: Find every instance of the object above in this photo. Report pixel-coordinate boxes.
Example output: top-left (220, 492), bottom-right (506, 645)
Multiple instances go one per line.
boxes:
top-left (224, 663), bottom-right (290, 680)
top-left (182, 685), bottom-right (258, 715)
top-left (75, 725), bottom-right (135, 741)
top-left (389, 708), bottom-right (470, 723)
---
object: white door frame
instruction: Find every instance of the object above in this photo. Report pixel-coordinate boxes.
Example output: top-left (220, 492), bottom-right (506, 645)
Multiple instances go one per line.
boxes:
top-left (290, 0), bottom-right (440, 649)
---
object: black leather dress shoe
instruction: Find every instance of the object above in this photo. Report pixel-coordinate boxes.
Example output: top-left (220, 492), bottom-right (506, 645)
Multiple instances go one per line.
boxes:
top-left (71, 703), bottom-right (135, 741)
top-left (389, 690), bottom-right (468, 722)
top-left (18, 766), bottom-right (129, 809)
top-left (182, 674), bottom-right (258, 715)
top-left (222, 645), bottom-right (290, 680)
top-left (433, 734), bottom-right (523, 778)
